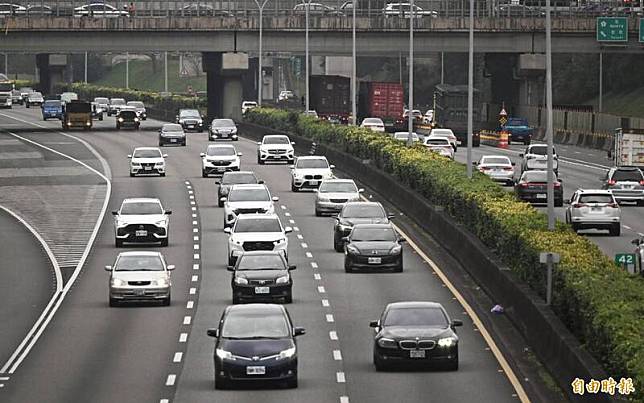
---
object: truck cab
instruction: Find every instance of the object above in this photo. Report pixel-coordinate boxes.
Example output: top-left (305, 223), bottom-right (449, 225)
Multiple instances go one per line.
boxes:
top-left (0, 81), bottom-right (14, 108)
top-left (503, 117), bottom-right (533, 145)
top-left (62, 100), bottom-right (92, 130)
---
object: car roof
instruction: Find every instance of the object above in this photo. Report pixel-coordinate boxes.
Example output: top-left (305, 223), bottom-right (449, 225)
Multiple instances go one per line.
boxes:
top-left (122, 197), bottom-right (161, 203)
top-left (297, 155), bottom-right (327, 160)
top-left (118, 251), bottom-right (161, 257)
top-left (321, 178), bottom-right (355, 184)
top-left (226, 303), bottom-right (285, 316)
top-left (230, 184), bottom-right (266, 190)
top-left (352, 223), bottom-right (394, 230)
top-left (343, 201), bottom-right (382, 207)
top-left (133, 147), bottom-right (162, 151)
top-left (263, 134), bottom-right (288, 138)
top-left (236, 213), bottom-right (279, 220)
top-left (387, 301), bottom-right (444, 310)
top-left (481, 155), bottom-right (511, 160)
top-left (612, 166), bottom-right (642, 171)
top-left (208, 143), bottom-right (235, 149)
top-left (576, 189), bottom-right (613, 194)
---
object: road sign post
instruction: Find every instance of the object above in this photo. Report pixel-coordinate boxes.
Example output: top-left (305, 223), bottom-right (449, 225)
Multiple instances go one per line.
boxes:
top-left (639, 19), bottom-right (644, 42)
top-left (539, 252), bottom-right (560, 306)
top-left (615, 253), bottom-right (637, 274)
top-left (597, 17), bottom-right (628, 42)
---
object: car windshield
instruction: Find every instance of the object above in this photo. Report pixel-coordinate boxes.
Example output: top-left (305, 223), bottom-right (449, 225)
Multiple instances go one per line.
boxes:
top-left (120, 111), bottom-right (136, 118)
top-left (507, 118), bottom-right (528, 126)
top-left (611, 169), bottom-right (643, 182)
top-left (44, 100), bottom-right (61, 107)
top-left (522, 172), bottom-right (549, 182)
top-left (95, 98), bottom-right (108, 104)
top-left (237, 254), bottom-right (285, 271)
top-left (342, 204), bottom-right (385, 218)
top-left (319, 181), bottom-right (357, 193)
top-left (128, 101), bottom-right (144, 108)
top-left (351, 227), bottom-right (396, 242)
top-left (221, 311), bottom-right (290, 338)
top-left (30, 92), bottom-right (42, 98)
top-left (264, 136), bottom-right (290, 145)
top-left (120, 202), bottom-right (163, 215)
top-left (384, 307), bottom-right (448, 327)
top-left (235, 218), bottom-right (281, 233)
top-left (228, 188), bottom-right (270, 202)
top-left (180, 109), bottom-right (200, 118)
top-left (528, 146), bottom-right (555, 156)
top-left (133, 149), bottom-right (162, 158)
top-left (162, 124), bottom-right (183, 132)
top-left (482, 157), bottom-right (511, 165)
top-left (207, 147), bottom-right (236, 156)
top-left (115, 255), bottom-right (164, 271)
top-left (578, 194), bottom-right (614, 204)
top-left (363, 118), bottom-right (382, 125)
top-left (111, 99), bottom-right (126, 105)
top-left (296, 159), bottom-right (328, 169)
top-left (213, 119), bottom-right (234, 127)
top-left (221, 173), bottom-right (257, 185)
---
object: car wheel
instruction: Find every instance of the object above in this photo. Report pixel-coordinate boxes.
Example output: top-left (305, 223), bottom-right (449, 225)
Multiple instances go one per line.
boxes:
top-left (182, 141), bottom-right (186, 146)
top-left (610, 224), bottom-right (621, 237)
top-left (445, 357), bottom-right (459, 371)
top-left (555, 199), bottom-right (563, 207)
top-left (395, 263), bottom-right (403, 273)
top-left (26, 103), bottom-right (29, 108)
top-left (202, 170), bottom-right (207, 178)
top-left (115, 238), bottom-right (123, 248)
top-left (373, 352), bottom-right (387, 371)
top-left (524, 139), bottom-right (531, 145)
top-left (344, 259), bottom-right (352, 273)
top-left (258, 159), bottom-right (265, 165)
top-left (232, 295), bottom-right (241, 304)
top-left (162, 294), bottom-right (171, 306)
top-left (129, 172), bottom-right (135, 177)
top-left (218, 200), bottom-right (224, 208)
top-left (637, 200), bottom-right (644, 207)
top-left (333, 236), bottom-right (344, 252)
top-left (43, 117), bottom-right (47, 121)
top-left (161, 237), bottom-right (169, 247)
top-left (288, 159), bottom-right (295, 165)
top-left (109, 297), bottom-right (118, 307)
top-left (214, 375), bottom-right (229, 390)
top-left (116, 125), bottom-right (120, 130)
top-left (571, 222), bottom-right (579, 233)
top-left (291, 183), bottom-right (298, 192)
top-left (315, 209), bottom-right (321, 217)
top-left (285, 377), bottom-right (298, 389)
top-left (285, 293), bottom-right (293, 304)
top-left (99, 115), bottom-right (103, 121)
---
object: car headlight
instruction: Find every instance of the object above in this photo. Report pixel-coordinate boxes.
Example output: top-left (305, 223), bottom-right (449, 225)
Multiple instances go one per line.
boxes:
top-left (234, 276), bottom-right (248, 285)
top-left (438, 337), bottom-right (457, 347)
top-left (275, 275), bottom-right (289, 284)
top-left (155, 219), bottom-right (166, 226)
top-left (216, 348), bottom-right (235, 360)
top-left (390, 244), bottom-right (402, 255)
top-left (198, 120), bottom-right (203, 125)
top-left (229, 240), bottom-right (243, 249)
top-left (293, 172), bottom-right (303, 179)
top-left (277, 347), bottom-right (296, 360)
top-left (111, 278), bottom-right (126, 287)
top-left (377, 338), bottom-right (398, 349)
top-left (317, 195), bottom-right (330, 202)
top-left (131, 163), bottom-right (142, 168)
top-left (346, 244), bottom-right (359, 255)
top-left (134, 118), bottom-right (139, 122)
top-left (155, 278), bottom-right (169, 287)
top-left (338, 222), bottom-right (352, 231)
top-left (231, 128), bottom-right (237, 134)
top-left (155, 162), bottom-right (165, 167)
top-left (118, 118), bottom-right (124, 122)
top-left (115, 219), bottom-right (127, 227)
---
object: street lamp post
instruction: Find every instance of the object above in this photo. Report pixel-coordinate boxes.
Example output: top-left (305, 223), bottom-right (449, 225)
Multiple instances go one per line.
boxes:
top-left (351, 0), bottom-right (357, 125)
top-left (84, 52), bottom-right (88, 84)
top-left (254, 0), bottom-right (270, 106)
top-left (545, 0), bottom-right (555, 230)
top-left (305, 0), bottom-right (312, 113)
top-left (164, 51), bottom-right (168, 93)
top-left (466, 0), bottom-right (474, 178)
top-left (406, 0), bottom-right (414, 147)
top-left (125, 52), bottom-right (129, 89)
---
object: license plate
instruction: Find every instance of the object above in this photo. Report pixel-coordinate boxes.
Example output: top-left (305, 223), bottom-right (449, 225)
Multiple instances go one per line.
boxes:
top-left (135, 289), bottom-right (145, 296)
top-left (222, 133), bottom-right (228, 138)
top-left (246, 366), bottom-right (266, 375)
top-left (309, 180), bottom-right (318, 186)
top-left (135, 230), bottom-right (148, 237)
top-left (536, 194), bottom-right (546, 199)
top-left (217, 167), bottom-right (226, 172)
top-left (171, 138), bottom-right (177, 143)
top-left (368, 257), bottom-right (382, 264)
top-left (591, 207), bottom-right (602, 212)
top-left (144, 166), bottom-right (152, 171)
top-left (255, 286), bottom-right (270, 294)
top-left (410, 350), bottom-right (425, 358)
top-left (188, 125), bottom-right (194, 129)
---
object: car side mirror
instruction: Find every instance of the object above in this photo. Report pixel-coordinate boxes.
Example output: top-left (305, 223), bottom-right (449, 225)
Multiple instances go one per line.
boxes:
top-left (633, 238), bottom-right (642, 246)
top-left (237, 152), bottom-right (243, 156)
top-left (200, 153), bottom-right (206, 157)
top-left (288, 265), bottom-right (297, 271)
top-left (451, 319), bottom-right (463, 328)
top-left (564, 200), bottom-right (570, 205)
top-left (226, 265), bottom-right (234, 271)
top-left (284, 226), bottom-right (293, 234)
top-left (558, 179), bottom-right (564, 184)
top-left (257, 180), bottom-right (265, 184)
top-left (288, 165), bottom-right (294, 169)
top-left (331, 214), bottom-right (339, 219)
top-left (165, 210), bottom-right (172, 215)
top-left (387, 214), bottom-right (395, 220)
top-left (215, 181), bottom-right (221, 185)
top-left (223, 227), bottom-right (232, 234)
top-left (329, 165), bottom-right (336, 169)
top-left (167, 265), bottom-right (175, 271)
top-left (127, 154), bottom-right (132, 158)
top-left (104, 265), bottom-right (112, 271)
top-left (293, 327), bottom-right (306, 337)
top-left (272, 196), bottom-right (279, 202)
top-left (358, 188), bottom-right (364, 193)
top-left (291, 141), bottom-right (296, 145)
top-left (341, 236), bottom-right (349, 243)
top-left (511, 162), bottom-right (516, 166)
top-left (369, 320), bottom-right (379, 328)
top-left (111, 211), bottom-right (118, 215)
top-left (472, 161), bottom-right (478, 165)
top-left (518, 153), bottom-right (524, 157)
top-left (398, 237), bottom-right (407, 243)
top-left (163, 154), bottom-right (169, 158)
top-left (256, 141), bottom-right (262, 145)
top-left (220, 197), bottom-right (227, 203)
top-left (206, 328), bottom-right (219, 338)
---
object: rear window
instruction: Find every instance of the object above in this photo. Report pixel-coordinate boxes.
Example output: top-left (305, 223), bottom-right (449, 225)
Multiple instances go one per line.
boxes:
top-left (507, 118), bottom-right (528, 126)
top-left (482, 157), bottom-right (511, 165)
top-left (522, 171), bottom-right (548, 182)
top-left (578, 194), bottom-right (614, 204)
top-left (611, 169), bottom-right (643, 182)
top-left (222, 173), bottom-right (257, 185)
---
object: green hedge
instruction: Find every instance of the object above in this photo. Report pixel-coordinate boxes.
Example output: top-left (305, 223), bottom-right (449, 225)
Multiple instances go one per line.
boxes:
top-left (246, 107), bottom-right (644, 400)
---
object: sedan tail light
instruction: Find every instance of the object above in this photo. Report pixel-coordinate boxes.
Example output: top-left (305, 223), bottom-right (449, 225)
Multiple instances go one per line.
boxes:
top-left (572, 203), bottom-right (586, 208)
top-left (554, 182), bottom-right (561, 188)
top-left (608, 180), bottom-right (616, 185)
top-left (503, 167), bottom-right (513, 171)
top-left (519, 183), bottom-right (528, 188)
top-left (607, 203), bottom-right (619, 208)
top-left (480, 166), bottom-right (490, 171)
top-left (640, 180), bottom-right (644, 186)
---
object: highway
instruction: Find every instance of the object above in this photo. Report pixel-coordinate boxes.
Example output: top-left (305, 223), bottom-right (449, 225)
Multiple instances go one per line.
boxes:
top-left (0, 107), bottom-right (565, 403)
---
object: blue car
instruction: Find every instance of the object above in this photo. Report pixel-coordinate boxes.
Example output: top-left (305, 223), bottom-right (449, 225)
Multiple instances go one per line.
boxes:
top-left (502, 117), bottom-right (533, 145)
top-left (42, 99), bottom-right (63, 121)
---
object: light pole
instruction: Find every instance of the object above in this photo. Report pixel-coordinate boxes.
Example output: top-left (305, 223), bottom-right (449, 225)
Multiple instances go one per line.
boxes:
top-left (305, 0), bottom-right (311, 112)
top-left (598, 51), bottom-right (603, 113)
top-left (351, 0), bottom-right (357, 125)
top-left (125, 52), bottom-right (129, 89)
top-left (84, 52), bottom-right (88, 84)
top-left (164, 52), bottom-right (168, 93)
top-left (3, 53), bottom-right (7, 77)
top-left (545, 0), bottom-right (555, 230)
top-left (254, 0), bottom-right (270, 106)
top-left (406, 0), bottom-right (414, 147)
top-left (466, 0), bottom-right (474, 178)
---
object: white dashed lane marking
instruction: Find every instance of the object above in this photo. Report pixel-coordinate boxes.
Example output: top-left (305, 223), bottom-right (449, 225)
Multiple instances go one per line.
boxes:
top-left (193, 254), bottom-right (200, 260)
top-left (189, 287), bottom-right (196, 295)
top-left (186, 301), bottom-right (194, 309)
top-left (165, 374), bottom-right (176, 386)
top-left (326, 314), bottom-right (335, 323)
top-left (340, 397), bottom-right (350, 403)
top-left (285, 212), bottom-right (291, 217)
top-left (297, 234), bottom-right (304, 239)
top-left (333, 350), bottom-right (343, 361)
top-left (329, 331), bottom-right (338, 340)
top-left (322, 299), bottom-right (330, 307)
top-left (314, 273), bottom-right (322, 280)
top-left (294, 226), bottom-right (300, 232)
top-left (311, 262), bottom-right (319, 269)
top-left (336, 372), bottom-right (346, 383)
top-left (305, 252), bottom-right (313, 258)
top-left (193, 263), bottom-right (199, 270)
top-left (173, 352), bottom-right (183, 363)
top-left (301, 242), bottom-right (308, 249)
top-left (318, 286), bottom-right (326, 293)
top-left (179, 333), bottom-right (188, 343)
top-left (191, 275), bottom-right (198, 282)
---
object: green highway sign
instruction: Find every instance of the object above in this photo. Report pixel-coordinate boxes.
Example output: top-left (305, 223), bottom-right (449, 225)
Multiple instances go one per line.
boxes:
top-left (615, 253), bottom-right (637, 274)
top-left (597, 17), bottom-right (628, 42)
top-left (640, 19), bottom-right (644, 42)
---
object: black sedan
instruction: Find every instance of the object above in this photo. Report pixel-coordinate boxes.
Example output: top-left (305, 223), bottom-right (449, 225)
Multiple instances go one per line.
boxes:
top-left (229, 251), bottom-right (296, 304)
top-left (370, 301), bottom-right (462, 371)
top-left (207, 304), bottom-right (305, 389)
top-left (216, 171), bottom-right (263, 207)
top-left (158, 123), bottom-right (187, 146)
top-left (333, 201), bottom-right (393, 252)
top-left (514, 170), bottom-right (563, 206)
top-left (116, 110), bottom-right (140, 130)
top-left (343, 223), bottom-right (404, 273)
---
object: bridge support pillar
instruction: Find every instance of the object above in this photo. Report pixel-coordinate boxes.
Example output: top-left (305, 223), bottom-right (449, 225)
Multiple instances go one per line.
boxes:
top-left (516, 54), bottom-right (545, 106)
top-left (203, 52), bottom-right (249, 121)
top-left (36, 54), bottom-right (69, 96)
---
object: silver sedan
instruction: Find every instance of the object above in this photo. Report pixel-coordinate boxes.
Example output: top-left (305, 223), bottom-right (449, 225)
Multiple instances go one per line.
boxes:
top-left (315, 179), bottom-right (363, 216)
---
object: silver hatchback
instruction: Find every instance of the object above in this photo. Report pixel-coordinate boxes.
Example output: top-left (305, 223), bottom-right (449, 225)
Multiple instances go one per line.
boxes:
top-left (565, 190), bottom-right (621, 236)
top-left (315, 179), bottom-right (363, 216)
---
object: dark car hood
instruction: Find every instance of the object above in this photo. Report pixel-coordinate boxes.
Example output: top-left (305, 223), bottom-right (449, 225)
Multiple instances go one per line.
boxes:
top-left (218, 338), bottom-right (293, 358)
top-left (352, 241), bottom-right (396, 253)
top-left (236, 269), bottom-right (287, 281)
top-left (381, 326), bottom-right (452, 339)
top-left (342, 217), bottom-right (388, 226)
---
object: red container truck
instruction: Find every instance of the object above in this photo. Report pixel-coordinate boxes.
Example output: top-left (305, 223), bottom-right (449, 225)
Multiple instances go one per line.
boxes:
top-left (358, 81), bottom-right (404, 131)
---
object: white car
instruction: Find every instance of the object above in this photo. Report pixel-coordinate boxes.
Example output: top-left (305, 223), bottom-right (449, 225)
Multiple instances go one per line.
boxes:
top-left (423, 137), bottom-right (454, 159)
top-left (315, 179), bottom-right (363, 216)
top-left (73, 3), bottom-right (128, 17)
top-left (60, 92), bottom-right (78, 105)
top-left (383, 2), bottom-right (438, 18)
top-left (222, 184), bottom-right (278, 228)
top-left (520, 143), bottom-right (558, 175)
top-left (360, 117), bottom-right (385, 133)
top-left (423, 109), bottom-right (434, 124)
top-left (290, 156), bottom-right (335, 191)
top-left (105, 251), bottom-right (174, 306)
top-left (474, 155), bottom-right (515, 185)
top-left (128, 147), bottom-right (167, 177)
top-left (201, 144), bottom-right (241, 177)
top-left (429, 128), bottom-right (457, 151)
top-left (304, 110), bottom-right (319, 118)
top-left (127, 101), bottom-right (147, 120)
top-left (278, 90), bottom-right (294, 102)
top-left (241, 101), bottom-right (258, 114)
top-left (224, 214), bottom-right (292, 266)
top-left (112, 198), bottom-right (171, 247)
top-left (565, 189), bottom-right (621, 236)
top-left (257, 134), bottom-right (295, 165)
top-left (392, 131), bottom-right (420, 143)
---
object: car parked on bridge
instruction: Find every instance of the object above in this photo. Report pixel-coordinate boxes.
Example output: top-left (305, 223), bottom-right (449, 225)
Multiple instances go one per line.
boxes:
top-left (25, 91), bottom-right (44, 108)
top-left (278, 90), bottom-right (295, 102)
top-left (112, 197), bottom-right (172, 247)
top-left (222, 184), bottom-right (278, 228)
top-left (216, 171), bottom-right (263, 207)
top-left (519, 143), bottom-right (559, 175)
top-left (333, 201), bottom-right (392, 252)
top-left (496, 4), bottom-right (544, 17)
top-left (73, 3), bottom-right (129, 18)
top-left (257, 134), bottom-right (295, 164)
top-left (180, 3), bottom-right (233, 16)
top-left (474, 155), bottom-right (515, 185)
top-left (0, 3), bottom-right (26, 15)
top-left (343, 223), bottom-right (404, 273)
top-left (514, 170), bottom-right (564, 206)
top-left (207, 304), bottom-right (304, 389)
top-left (116, 109), bottom-right (140, 130)
top-left (383, 3), bottom-right (438, 18)
top-left (41, 99), bottom-right (63, 120)
top-left (600, 166), bottom-right (644, 205)
top-left (360, 117), bottom-right (386, 132)
top-left (293, 2), bottom-right (342, 15)
top-left (224, 214), bottom-right (291, 266)
top-left (105, 251), bottom-right (174, 307)
top-left (228, 251), bottom-right (296, 304)
top-left (314, 179), bottom-right (363, 216)
top-left (290, 156), bottom-right (335, 191)
top-left (370, 301), bottom-right (461, 371)
top-left (209, 118), bottom-right (238, 141)
top-left (176, 108), bottom-right (204, 132)
top-left (201, 144), bottom-right (242, 177)
top-left (158, 123), bottom-right (186, 146)
top-left (108, 97), bottom-right (126, 116)
top-left (25, 4), bottom-right (53, 15)
top-left (127, 101), bottom-right (147, 120)
top-left (565, 189), bottom-right (621, 236)
top-left (128, 147), bottom-right (167, 177)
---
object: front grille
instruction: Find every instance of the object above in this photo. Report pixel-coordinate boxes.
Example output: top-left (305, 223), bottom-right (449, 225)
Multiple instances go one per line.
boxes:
top-left (304, 174), bottom-right (323, 180)
top-left (141, 163), bottom-right (155, 169)
top-left (183, 120), bottom-right (198, 125)
top-left (128, 281), bottom-right (151, 286)
top-left (248, 279), bottom-right (276, 286)
top-left (234, 208), bottom-right (266, 215)
top-left (417, 340), bottom-right (437, 349)
top-left (330, 199), bottom-right (348, 203)
top-left (400, 340), bottom-right (436, 350)
top-left (399, 340), bottom-right (417, 349)
top-left (268, 149), bottom-right (286, 154)
top-left (212, 160), bottom-right (232, 166)
top-left (243, 241), bottom-right (275, 251)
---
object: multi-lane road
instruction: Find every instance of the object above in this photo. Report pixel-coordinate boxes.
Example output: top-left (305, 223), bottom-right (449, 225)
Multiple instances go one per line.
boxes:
top-left (0, 107), bottom-right (587, 403)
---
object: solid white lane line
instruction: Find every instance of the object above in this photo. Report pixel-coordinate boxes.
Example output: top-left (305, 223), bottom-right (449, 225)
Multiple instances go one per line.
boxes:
top-left (189, 288), bottom-right (196, 295)
top-left (165, 374), bottom-right (176, 386)
top-left (186, 301), bottom-right (194, 309)
top-left (329, 331), bottom-right (338, 340)
top-left (192, 275), bottom-right (198, 282)
top-left (173, 352), bottom-right (183, 363)
top-left (305, 252), bottom-right (313, 258)
top-left (314, 273), bottom-right (322, 280)
top-left (183, 316), bottom-right (191, 325)
top-left (193, 264), bottom-right (199, 270)
top-left (179, 333), bottom-right (188, 343)
top-left (301, 242), bottom-right (308, 248)
top-left (193, 254), bottom-right (200, 260)
top-left (336, 372), bottom-right (346, 383)
top-left (326, 314), bottom-right (335, 323)
top-left (311, 262), bottom-right (319, 269)
top-left (318, 286), bottom-right (326, 293)
top-left (322, 299), bottom-right (330, 307)
top-left (333, 350), bottom-right (343, 360)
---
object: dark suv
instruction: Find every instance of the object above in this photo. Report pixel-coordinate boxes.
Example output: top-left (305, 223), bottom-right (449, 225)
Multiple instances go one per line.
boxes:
top-left (601, 166), bottom-right (644, 205)
top-left (116, 110), bottom-right (140, 130)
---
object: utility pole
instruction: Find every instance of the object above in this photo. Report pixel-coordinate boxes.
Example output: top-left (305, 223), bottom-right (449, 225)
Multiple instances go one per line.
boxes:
top-left (598, 51), bottom-right (603, 113)
top-left (164, 52), bottom-right (168, 93)
top-left (545, 0), bottom-right (555, 230)
top-left (406, 0), bottom-right (414, 147)
top-left (254, 0), bottom-right (270, 106)
top-left (351, 0), bottom-right (357, 125)
top-left (125, 52), bottom-right (129, 89)
top-left (305, 0), bottom-right (311, 112)
top-left (84, 52), bottom-right (88, 84)
top-left (466, 0), bottom-right (474, 178)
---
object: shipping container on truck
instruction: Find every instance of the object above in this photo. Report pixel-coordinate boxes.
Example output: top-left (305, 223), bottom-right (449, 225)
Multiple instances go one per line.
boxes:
top-left (309, 75), bottom-right (351, 123)
top-left (358, 81), bottom-right (404, 131)
top-left (614, 128), bottom-right (644, 168)
top-left (433, 83), bottom-right (481, 147)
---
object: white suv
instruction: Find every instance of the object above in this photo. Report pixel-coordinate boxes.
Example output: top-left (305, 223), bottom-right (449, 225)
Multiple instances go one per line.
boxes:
top-left (520, 144), bottom-right (558, 175)
top-left (222, 184), bottom-right (278, 228)
top-left (565, 190), bottom-right (621, 236)
top-left (129, 147), bottom-right (167, 177)
top-left (290, 156), bottom-right (334, 192)
top-left (201, 144), bottom-right (241, 177)
top-left (257, 134), bottom-right (295, 165)
top-left (224, 214), bottom-right (292, 266)
top-left (112, 198), bottom-right (171, 247)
